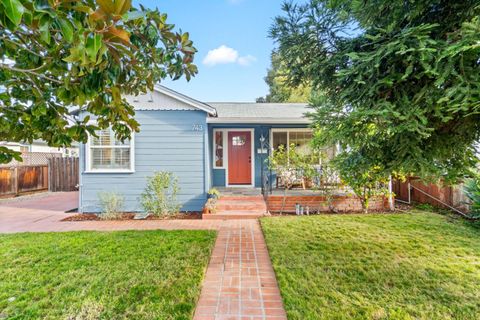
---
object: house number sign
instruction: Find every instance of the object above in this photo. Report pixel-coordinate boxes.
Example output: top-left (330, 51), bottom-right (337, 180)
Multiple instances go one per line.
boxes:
top-left (192, 124), bottom-right (204, 131)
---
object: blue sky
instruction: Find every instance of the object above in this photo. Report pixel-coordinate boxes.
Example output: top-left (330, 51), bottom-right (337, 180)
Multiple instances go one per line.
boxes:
top-left (136, 0), bottom-right (284, 102)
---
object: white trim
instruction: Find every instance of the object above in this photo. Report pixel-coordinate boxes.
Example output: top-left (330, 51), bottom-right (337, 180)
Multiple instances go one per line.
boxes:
top-left (269, 128), bottom-right (313, 152)
top-left (207, 118), bottom-right (311, 124)
top-left (213, 128), bottom-right (255, 187)
top-left (84, 128), bottom-right (135, 173)
top-left (154, 85), bottom-right (217, 116)
top-left (212, 129), bottom-right (227, 169)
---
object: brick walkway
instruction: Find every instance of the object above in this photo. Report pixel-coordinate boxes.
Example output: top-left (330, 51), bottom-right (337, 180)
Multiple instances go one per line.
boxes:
top-left (0, 193), bottom-right (287, 320)
top-left (193, 220), bottom-right (286, 320)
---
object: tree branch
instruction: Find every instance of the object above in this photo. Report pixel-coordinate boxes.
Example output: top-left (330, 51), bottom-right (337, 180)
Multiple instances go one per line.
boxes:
top-left (0, 64), bottom-right (63, 84)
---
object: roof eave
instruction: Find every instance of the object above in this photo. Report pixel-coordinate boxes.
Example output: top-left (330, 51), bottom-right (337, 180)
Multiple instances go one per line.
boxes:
top-left (206, 118), bottom-right (312, 124)
top-left (154, 85), bottom-right (217, 116)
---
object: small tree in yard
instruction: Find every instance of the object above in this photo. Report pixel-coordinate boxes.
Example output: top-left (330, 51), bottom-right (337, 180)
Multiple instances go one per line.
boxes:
top-left (268, 145), bottom-right (298, 213)
top-left (141, 171), bottom-right (181, 217)
top-left (314, 164), bottom-right (340, 213)
top-left (333, 152), bottom-right (392, 213)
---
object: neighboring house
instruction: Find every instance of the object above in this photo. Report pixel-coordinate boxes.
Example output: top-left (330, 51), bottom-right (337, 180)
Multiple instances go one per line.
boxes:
top-left (78, 85), bottom-right (319, 213)
top-left (0, 140), bottom-right (79, 157)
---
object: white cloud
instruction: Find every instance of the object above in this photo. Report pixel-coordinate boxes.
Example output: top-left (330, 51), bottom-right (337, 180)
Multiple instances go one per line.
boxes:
top-left (237, 54), bottom-right (257, 66)
top-left (202, 45), bottom-right (256, 67)
top-left (203, 45), bottom-right (239, 66)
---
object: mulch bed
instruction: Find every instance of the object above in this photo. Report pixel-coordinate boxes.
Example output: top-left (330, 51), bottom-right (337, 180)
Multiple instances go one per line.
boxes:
top-left (269, 205), bottom-right (412, 216)
top-left (62, 212), bottom-right (202, 222)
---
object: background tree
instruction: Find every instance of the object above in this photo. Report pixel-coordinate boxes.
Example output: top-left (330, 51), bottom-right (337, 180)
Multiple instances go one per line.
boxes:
top-left (270, 0), bottom-right (480, 182)
top-left (256, 52), bottom-right (311, 103)
top-left (0, 0), bottom-right (197, 163)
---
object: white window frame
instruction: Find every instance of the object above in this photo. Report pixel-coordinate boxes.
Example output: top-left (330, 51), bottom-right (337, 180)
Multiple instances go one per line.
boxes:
top-left (270, 128), bottom-right (313, 153)
top-left (85, 128), bottom-right (135, 173)
top-left (212, 128), bottom-right (227, 169)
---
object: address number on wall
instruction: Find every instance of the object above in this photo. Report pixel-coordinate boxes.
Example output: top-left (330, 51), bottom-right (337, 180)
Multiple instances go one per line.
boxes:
top-left (192, 124), bottom-right (204, 131)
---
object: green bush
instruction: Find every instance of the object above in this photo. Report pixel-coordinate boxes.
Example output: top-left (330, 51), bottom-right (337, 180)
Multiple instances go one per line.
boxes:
top-left (464, 177), bottom-right (480, 219)
top-left (97, 191), bottom-right (124, 220)
top-left (333, 152), bottom-right (391, 213)
top-left (141, 171), bottom-right (181, 217)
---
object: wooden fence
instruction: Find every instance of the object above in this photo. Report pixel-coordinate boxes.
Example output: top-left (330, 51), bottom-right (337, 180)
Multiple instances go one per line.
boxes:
top-left (0, 165), bottom-right (49, 197)
top-left (0, 157), bottom-right (78, 197)
top-left (393, 177), bottom-right (469, 212)
top-left (48, 157), bottom-right (79, 192)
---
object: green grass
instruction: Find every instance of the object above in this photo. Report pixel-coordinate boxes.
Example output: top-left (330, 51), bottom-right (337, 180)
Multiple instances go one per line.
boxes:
top-left (0, 230), bottom-right (216, 320)
top-left (261, 211), bottom-right (480, 320)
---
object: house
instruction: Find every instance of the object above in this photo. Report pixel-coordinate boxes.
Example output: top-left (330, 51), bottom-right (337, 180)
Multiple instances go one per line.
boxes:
top-left (78, 85), bottom-right (316, 213)
top-left (0, 140), bottom-right (79, 157)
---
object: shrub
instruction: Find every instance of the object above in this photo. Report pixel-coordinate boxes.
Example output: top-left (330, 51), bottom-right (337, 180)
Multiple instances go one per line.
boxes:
top-left (97, 191), bottom-right (124, 220)
top-left (464, 177), bottom-right (480, 219)
top-left (333, 152), bottom-right (391, 213)
top-left (141, 171), bottom-right (181, 217)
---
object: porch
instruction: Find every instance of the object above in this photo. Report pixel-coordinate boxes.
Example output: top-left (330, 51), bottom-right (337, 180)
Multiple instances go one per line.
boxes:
top-left (208, 187), bottom-right (390, 216)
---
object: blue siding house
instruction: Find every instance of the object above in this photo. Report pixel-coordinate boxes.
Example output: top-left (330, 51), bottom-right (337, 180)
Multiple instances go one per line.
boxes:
top-left (78, 86), bottom-right (312, 213)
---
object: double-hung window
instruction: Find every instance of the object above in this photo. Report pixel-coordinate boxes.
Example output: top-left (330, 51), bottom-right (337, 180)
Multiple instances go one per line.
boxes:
top-left (86, 128), bottom-right (134, 172)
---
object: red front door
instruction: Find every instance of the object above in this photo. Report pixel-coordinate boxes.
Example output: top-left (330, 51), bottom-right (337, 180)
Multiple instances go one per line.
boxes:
top-left (228, 131), bottom-right (252, 185)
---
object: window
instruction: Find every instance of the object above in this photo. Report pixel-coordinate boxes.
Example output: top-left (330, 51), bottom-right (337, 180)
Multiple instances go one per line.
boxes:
top-left (214, 130), bottom-right (224, 168)
top-left (232, 135), bottom-right (246, 146)
top-left (271, 129), bottom-right (337, 163)
top-left (86, 128), bottom-right (134, 172)
top-left (271, 129), bottom-right (313, 155)
top-left (289, 131), bottom-right (313, 155)
top-left (19, 145), bottom-right (29, 153)
top-left (272, 131), bottom-right (287, 150)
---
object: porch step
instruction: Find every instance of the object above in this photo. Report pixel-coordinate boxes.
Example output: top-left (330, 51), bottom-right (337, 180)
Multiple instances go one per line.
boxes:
top-left (218, 195), bottom-right (264, 201)
top-left (216, 199), bottom-right (266, 211)
top-left (202, 211), bottom-right (264, 220)
top-left (203, 194), bottom-right (268, 220)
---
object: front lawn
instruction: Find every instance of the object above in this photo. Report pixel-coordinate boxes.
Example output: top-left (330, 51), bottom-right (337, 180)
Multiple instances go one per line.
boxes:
top-left (0, 230), bottom-right (216, 319)
top-left (261, 211), bottom-right (480, 320)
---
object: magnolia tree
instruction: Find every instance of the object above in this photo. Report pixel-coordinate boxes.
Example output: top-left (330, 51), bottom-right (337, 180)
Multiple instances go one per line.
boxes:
top-left (0, 0), bottom-right (197, 163)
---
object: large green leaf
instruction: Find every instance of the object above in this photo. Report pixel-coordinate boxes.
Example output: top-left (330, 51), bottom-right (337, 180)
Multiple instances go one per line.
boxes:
top-left (86, 33), bottom-right (103, 62)
top-left (1, 0), bottom-right (25, 26)
top-left (56, 18), bottom-right (73, 43)
top-left (122, 10), bottom-right (145, 22)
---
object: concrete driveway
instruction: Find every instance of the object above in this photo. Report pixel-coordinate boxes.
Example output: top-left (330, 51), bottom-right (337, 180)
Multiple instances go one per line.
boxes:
top-left (0, 192), bottom-right (78, 233)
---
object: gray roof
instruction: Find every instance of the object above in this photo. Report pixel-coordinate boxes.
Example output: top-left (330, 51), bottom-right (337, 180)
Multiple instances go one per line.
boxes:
top-left (207, 103), bottom-right (311, 124)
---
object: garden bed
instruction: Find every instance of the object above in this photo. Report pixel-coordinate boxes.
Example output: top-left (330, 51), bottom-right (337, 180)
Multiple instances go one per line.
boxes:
top-left (62, 212), bottom-right (202, 221)
top-left (267, 194), bottom-right (390, 213)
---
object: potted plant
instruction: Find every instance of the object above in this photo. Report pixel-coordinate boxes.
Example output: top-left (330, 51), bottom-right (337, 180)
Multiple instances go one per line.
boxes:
top-left (204, 198), bottom-right (217, 214)
top-left (207, 188), bottom-right (221, 200)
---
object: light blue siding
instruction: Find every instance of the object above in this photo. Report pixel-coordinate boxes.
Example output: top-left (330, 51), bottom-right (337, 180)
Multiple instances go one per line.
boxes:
top-left (80, 110), bottom-right (208, 213)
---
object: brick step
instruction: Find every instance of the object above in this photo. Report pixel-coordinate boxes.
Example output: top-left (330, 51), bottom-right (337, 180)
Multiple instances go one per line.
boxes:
top-left (202, 211), bottom-right (265, 220)
top-left (219, 196), bottom-right (264, 201)
top-left (216, 200), bottom-right (266, 210)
